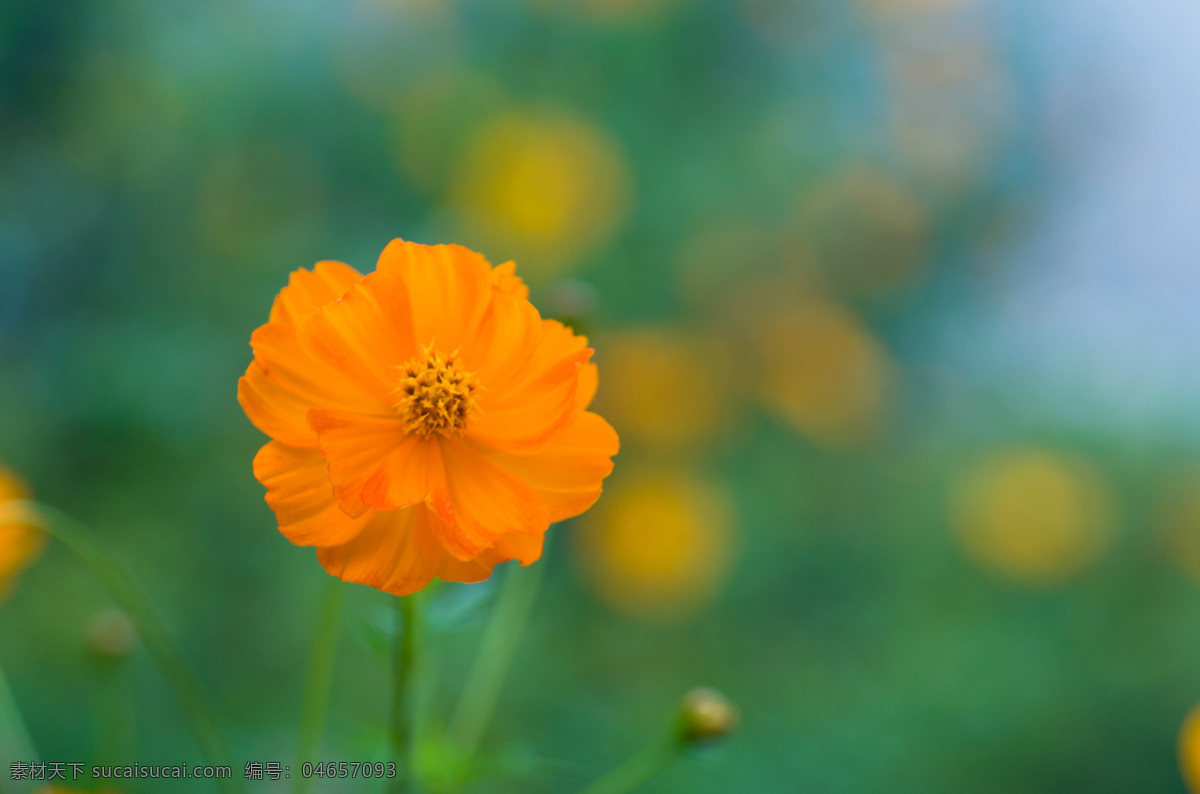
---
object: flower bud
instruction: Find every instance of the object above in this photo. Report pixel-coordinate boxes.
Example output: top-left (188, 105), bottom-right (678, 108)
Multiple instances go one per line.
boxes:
top-left (85, 609), bottom-right (138, 661)
top-left (678, 687), bottom-right (738, 744)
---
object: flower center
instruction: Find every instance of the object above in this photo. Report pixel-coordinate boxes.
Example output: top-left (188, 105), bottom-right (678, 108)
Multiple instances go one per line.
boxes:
top-left (394, 349), bottom-right (479, 438)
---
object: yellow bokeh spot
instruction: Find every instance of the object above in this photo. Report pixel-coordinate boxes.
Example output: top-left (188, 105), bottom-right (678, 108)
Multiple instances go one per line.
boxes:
top-left (577, 470), bottom-right (732, 621)
top-left (754, 300), bottom-right (893, 448)
top-left (0, 465), bottom-right (43, 602)
top-left (452, 112), bottom-right (632, 282)
top-left (793, 166), bottom-right (930, 299)
top-left (1156, 467), bottom-right (1200, 581)
top-left (595, 329), bottom-right (728, 450)
top-left (951, 449), bottom-right (1114, 585)
top-left (1180, 703), bottom-right (1200, 794)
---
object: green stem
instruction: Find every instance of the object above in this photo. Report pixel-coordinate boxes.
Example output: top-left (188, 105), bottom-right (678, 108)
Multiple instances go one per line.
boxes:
top-left (575, 738), bottom-right (681, 794)
top-left (88, 658), bottom-right (136, 764)
top-left (0, 660), bottom-right (39, 785)
top-left (293, 578), bottom-right (344, 794)
top-left (389, 593), bottom-right (421, 794)
top-left (18, 502), bottom-right (240, 794)
top-left (446, 555), bottom-right (547, 758)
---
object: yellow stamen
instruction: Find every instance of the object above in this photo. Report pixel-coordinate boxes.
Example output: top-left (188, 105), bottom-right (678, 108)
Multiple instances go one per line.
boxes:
top-left (393, 348), bottom-right (479, 438)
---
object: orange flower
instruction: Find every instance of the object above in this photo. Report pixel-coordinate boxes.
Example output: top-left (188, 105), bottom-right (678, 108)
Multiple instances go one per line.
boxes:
top-left (0, 465), bottom-right (43, 601)
top-left (238, 239), bottom-right (619, 596)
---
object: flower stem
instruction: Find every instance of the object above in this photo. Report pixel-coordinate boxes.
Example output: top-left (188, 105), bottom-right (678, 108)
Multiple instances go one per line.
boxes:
top-left (447, 554), bottom-right (547, 758)
top-left (293, 577), bottom-right (344, 794)
top-left (88, 656), bottom-right (136, 764)
top-left (389, 593), bottom-right (422, 793)
top-left (17, 502), bottom-right (240, 794)
top-left (0, 659), bottom-right (39, 790)
top-left (575, 737), bottom-right (682, 794)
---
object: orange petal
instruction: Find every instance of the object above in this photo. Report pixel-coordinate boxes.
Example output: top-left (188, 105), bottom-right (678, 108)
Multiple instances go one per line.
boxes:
top-left (239, 360), bottom-right (315, 448)
top-left (434, 437), bottom-right (551, 559)
top-left (240, 263), bottom-right (377, 447)
top-left (460, 274), bottom-right (544, 388)
top-left (298, 270), bottom-right (420, 404)
top-left (485, 411), bottom-right (618, 522)
top-left (541, 319), bottom-right (591, 360)
top-left (308, 408), bottom-right (446, 518)
top-left (0, 522), bottom-right (43, 593)
top-left (375, 239), bottom-right (494, 353)
top-left (0, 467), bottom-right (40, 593)
top-left (435, 528), bottom-right (546, 584)
top-left (490, 260), bottom-right (529, 300)
top-left (253, 441), bottom-right (372, 546)
top-left (268, 261), bottom-right (362, 327)
top-left (577, 361), bottom-right (599, 409)
top-left (468, 352), bottom-right (587, 453)
top-left (468, 321), bottom-right (590, 454)
top-left (492, 530), bottom-right (546, 565)
top-left (433, 554), bottom-right (495, 584)
top-left (316, 506), bottom-right (443, 597)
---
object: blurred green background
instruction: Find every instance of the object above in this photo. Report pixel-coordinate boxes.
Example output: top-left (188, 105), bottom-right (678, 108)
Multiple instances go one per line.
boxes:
top-left (4, 0), bottom-right (1200, 791)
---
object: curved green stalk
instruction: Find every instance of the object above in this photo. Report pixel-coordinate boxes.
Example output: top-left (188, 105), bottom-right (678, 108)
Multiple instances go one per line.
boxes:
top-left (446, 554), bottom-right (547, 758)
top-left (88, 656), bottom-right (136, 764)
top-left (389, 593), bottom-right (422, 794)
top-left (0, 659), bottom-right (39, 780)
top-left (575, 738), bottom-right (681, 794)
top-left (16, 501), bottom-right (240, 794)
top-left (293, 577), bottom-right (344, 794)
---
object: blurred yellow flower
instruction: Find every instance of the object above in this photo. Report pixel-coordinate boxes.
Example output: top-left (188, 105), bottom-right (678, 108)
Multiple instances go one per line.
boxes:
top-left (576, 469), bottom-right (732, 621)
top-left (1181, 703), bottom-right (1200, 794)
top-left (0, 466), bottom-right (43, 602)
top-left (452, 111), bottom-right (632, 282)
top-left (1156, 466), bottom-right (1200, 581)
top-left (1176, 705), bottom-right (1200, 791)
top-left (792, 166), bottom-right (930, 299)
top-left (951, 448), bottom-right (1114, 584)
top-left (753, 299), bottom-right (893, 448)
top-left (595, 329), bottom-right (729, 450)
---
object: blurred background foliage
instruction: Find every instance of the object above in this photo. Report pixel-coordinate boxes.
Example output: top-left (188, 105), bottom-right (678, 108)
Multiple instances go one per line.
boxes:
top-left (3, 0), bottom-right (1200, 791)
